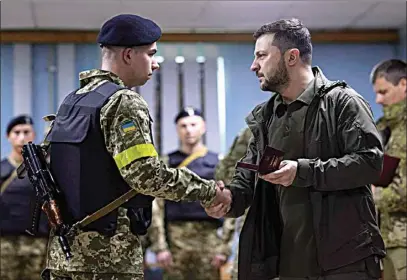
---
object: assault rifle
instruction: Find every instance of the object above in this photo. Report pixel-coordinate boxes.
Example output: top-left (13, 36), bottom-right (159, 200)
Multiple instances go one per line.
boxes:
top-left (17, 142), bottom-right (72, 260)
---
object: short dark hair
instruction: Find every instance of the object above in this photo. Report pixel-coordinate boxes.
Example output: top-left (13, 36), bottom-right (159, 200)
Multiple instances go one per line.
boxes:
top-left (253, 18), bottom-right (312, 64)
top-left (370, 59), bottom-right (407, 85)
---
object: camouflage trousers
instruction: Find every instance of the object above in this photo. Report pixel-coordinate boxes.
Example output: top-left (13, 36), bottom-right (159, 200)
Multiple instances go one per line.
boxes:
top-left (231, 250), bottom-right (239, 280)
top-left (163, 221), bottom-right (221, 280)
top-left (0, 235), bottom-right (48, 280)
top-left (383, 247), bottom-right (407, 280)
top-left (49, 271), bottom-right (143, 280)
top-left (231, 212), bottom-right (248, 280)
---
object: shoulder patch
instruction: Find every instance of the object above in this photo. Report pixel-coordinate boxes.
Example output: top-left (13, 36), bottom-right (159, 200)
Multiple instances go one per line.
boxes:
top-left (121, 120), bottom-right (137, 133)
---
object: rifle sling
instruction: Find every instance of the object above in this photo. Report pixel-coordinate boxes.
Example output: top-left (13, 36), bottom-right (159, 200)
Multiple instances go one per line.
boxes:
top-left (40, 114), bottom-right (140, 231)
top-left (177, 147), bottom-right (208, 168)
top-left (74, 189), bottom-right (138, 229)
top-left (1, 170), bottom-right (18, 194)
top-left (74, 147), bottom-right (209, 229)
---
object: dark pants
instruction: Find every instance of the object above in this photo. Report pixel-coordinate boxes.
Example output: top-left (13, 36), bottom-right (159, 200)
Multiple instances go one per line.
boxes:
top-left (279, 271), bottom-right (378, 280)
top-left (144, 268), bottom-right (163, 280)
top-left (279, 256), bottom-right (381, 280)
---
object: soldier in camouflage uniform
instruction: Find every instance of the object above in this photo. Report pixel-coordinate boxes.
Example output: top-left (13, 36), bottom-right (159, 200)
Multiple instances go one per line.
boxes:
top-left (371, 59), bottom-right (406, 280)
top-left (148, 108), bottom-right (223, 280)
top-left (43, 14), bottom-right (231, 280)
top-left (0, 115), bottom-right (49, 280)
top-left (215, 127), bottom-right (252, 280)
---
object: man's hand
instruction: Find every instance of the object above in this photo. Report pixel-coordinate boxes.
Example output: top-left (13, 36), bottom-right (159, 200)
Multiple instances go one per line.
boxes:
top-left (259, 160), bottom-right (298, 187)
top-left (205, 181), bottom-right (232, 218)
top-left (211, 254), bottom-right (227, 268)
top-left (156, 250), bottom-right (173, 269)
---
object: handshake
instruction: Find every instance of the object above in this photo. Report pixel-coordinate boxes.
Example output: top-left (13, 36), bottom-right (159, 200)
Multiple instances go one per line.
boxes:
top-left (204, 181), bottom-right (232, 218)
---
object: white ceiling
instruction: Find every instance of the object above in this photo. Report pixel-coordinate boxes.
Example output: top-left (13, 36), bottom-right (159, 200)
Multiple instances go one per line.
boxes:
top-left (1, 0), bottom-right (406, 32)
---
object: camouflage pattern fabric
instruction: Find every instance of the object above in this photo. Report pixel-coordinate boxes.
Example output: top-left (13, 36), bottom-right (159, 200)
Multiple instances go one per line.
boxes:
top-left (0, 235), bottom-right (48, 280)
top-left (374, 100), bottom-right (406, 248)
top-left (46, 70), bottom-right (217, 278)
top-left (214, 127), bottom-right (253, 186)
top-left (148, 198), bottom-right (169, 253)
top-left (230, 211), bottom-right (250, 279)
top-left (147, 158), bottom-right (170, 253)
top-left (98, 70), bottom-right (216, 206)
top-left (149, 198), bottom-right (221, 279)
top-left (50, 271), bottom-right (143, 280)
top-left (375, 100), bottom-right (406, 280)
top-left (162, 221), bottom-right (221, 280)
top-left (139, 234), bottom-right (151, 254)
top-left (214, 127), bottom-right (252, 279)
top-left (382, 247), bottom-right (407, 280)
top-left (47, 207), bottom-right (144, 275)
top-left (216, 217), bottom-right (236, 258)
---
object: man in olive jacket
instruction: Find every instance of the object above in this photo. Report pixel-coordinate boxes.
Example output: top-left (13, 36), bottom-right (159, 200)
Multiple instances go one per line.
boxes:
top-left (205, 18), bottom-right (385, 280)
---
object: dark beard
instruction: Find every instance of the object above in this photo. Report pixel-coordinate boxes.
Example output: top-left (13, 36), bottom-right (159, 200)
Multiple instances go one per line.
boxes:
top-left (261, 58), bottom-right (290, 93)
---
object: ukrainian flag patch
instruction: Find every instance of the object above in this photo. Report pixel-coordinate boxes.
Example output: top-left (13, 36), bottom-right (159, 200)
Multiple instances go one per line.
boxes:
top-left (121, 120), bottom-right (137, 133)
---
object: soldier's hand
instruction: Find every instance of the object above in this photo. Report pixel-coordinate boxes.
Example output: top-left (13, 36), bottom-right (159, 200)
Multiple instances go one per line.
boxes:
top-left (211, 254), bottom-right (227, 268)
top-left (205, 181), bottom-right (232, 218)
top-left (156, 250), bottom-right (173, 269)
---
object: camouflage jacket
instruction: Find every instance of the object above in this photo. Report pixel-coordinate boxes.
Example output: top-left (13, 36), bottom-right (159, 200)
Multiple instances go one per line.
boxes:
top-left (214, 128), bottom-right (252, 186)
top-left (148, 149), bottom-right (221, 254)
top-left (46, 69), bottom-right (217, 274)
top-left (214, 127), bottom-right (252, 257)
top-left (375, 100), bottom-right (406, 248)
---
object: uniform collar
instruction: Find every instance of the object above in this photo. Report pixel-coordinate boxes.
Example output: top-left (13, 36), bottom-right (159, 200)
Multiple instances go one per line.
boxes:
top-left (79, 69), bottom-right (125, 88)
top-left (383, 99), bottom-right (407, 128)
top-left (272, 78), bottom-right (316, 117)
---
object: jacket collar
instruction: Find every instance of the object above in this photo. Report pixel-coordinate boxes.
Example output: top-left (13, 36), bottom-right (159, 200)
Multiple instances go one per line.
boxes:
top-left (246, 66), bottom-right (346, 126)
top-left (79, 69), bottom-right (125, 88)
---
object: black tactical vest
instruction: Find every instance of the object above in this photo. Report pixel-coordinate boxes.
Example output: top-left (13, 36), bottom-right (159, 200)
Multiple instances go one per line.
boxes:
top-left (0, 159), bottom-right (49, 236)
top-left (165, 150), bottom-right (221, 224)
top-left (47, 82), bottom-right (154, 236)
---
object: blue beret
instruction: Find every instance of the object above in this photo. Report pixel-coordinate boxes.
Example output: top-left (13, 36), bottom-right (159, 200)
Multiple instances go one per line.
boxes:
top-left (174, 107), bottom-right (203, 123)
top-left (97, 14), bottom-right (162, 47)
top-left (6, 115), bottom-right (33, 135)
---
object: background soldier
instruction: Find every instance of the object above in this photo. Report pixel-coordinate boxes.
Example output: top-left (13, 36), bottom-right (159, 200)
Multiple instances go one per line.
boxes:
top-left (43, 14), bottom-right (231, 280)
top-left (148, 107), bottom-right (223, 280)
top-left (215, 127), bottom-right (252, 280)
top-left (0, 115), bottom-right (49, 280)
top-left (371, 59), bottom-right (406, 280)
